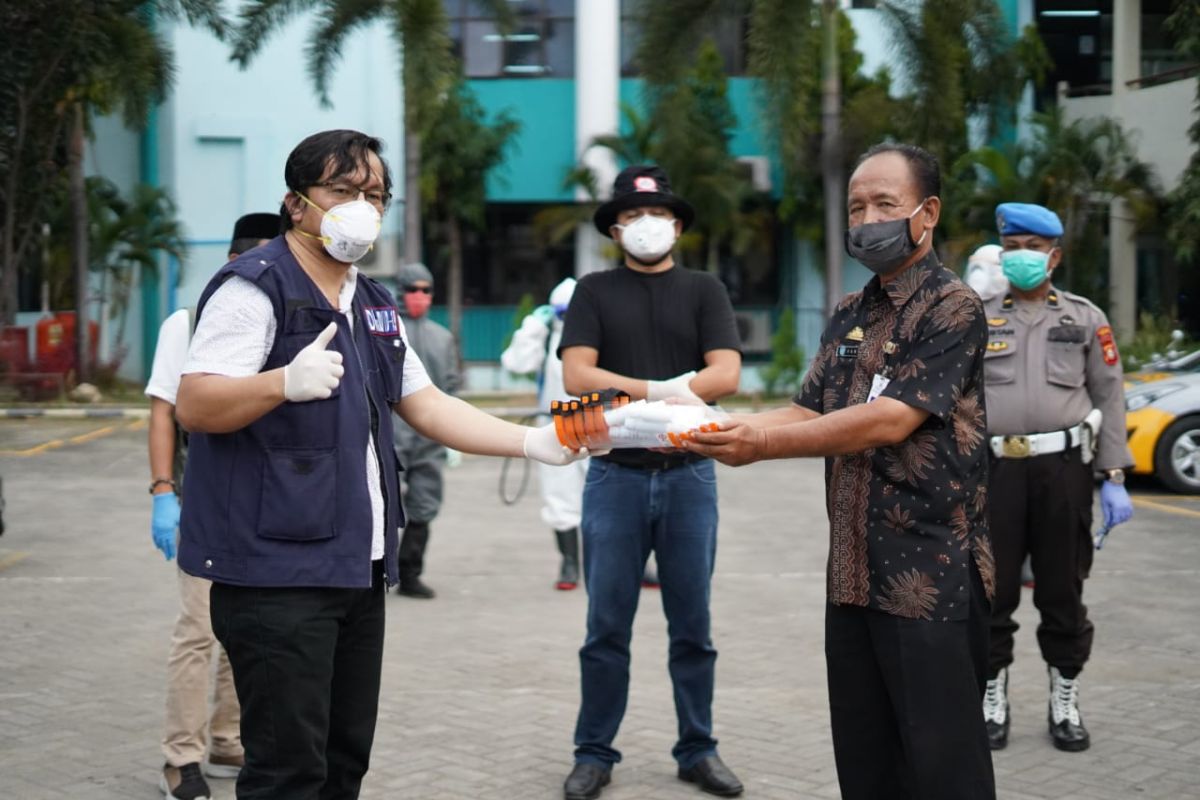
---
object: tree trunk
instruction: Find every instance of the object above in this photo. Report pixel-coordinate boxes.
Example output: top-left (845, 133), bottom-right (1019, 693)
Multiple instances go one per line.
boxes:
top-left (821, 0), bottom-right (844, 321)
top-left (403, 130), bottom-right (423, 269)
top-left (447, 216), bottom-right (463, 346)
top-left (69, 102), bottom-right (89, 383)
top-left (1, 95), bottom-right (28, 327)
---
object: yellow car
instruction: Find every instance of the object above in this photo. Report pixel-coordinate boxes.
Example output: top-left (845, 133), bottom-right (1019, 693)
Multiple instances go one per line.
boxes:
top-left (1125, 371), bottom-right (1200, 493)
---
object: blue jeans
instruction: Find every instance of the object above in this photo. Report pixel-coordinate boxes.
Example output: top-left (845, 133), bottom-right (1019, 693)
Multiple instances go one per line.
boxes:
top-left (573, 458), bottom-right (720, 769)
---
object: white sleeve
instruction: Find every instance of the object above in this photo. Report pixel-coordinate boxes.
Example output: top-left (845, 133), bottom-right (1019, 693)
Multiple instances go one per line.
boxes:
top-left (500, 315), bottom-right (550, 374)
top-left (397, 316), bottom-right (432, 397)
top-left (144, 309), bottom-right (192, 404)
top-left (182, 277), bottom-right (277, 378)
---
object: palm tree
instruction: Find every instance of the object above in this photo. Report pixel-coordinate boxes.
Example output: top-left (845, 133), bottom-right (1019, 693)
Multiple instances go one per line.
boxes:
top-left (419, 75), bottom-right (519, 342)
top-left (46, 177), bottom-right (188, 362)
top-left (1165, 0), bottom-right (1200, 267)
top-left (0, 1), bottom-right (224, 380)
top-left (230, 0), bottom-right (512, 269)
top-left (951, 108), bottom-right (1160, 304)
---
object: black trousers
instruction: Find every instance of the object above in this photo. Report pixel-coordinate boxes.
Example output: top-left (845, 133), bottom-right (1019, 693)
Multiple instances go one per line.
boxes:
top-left (987, 448), bottom-right (1095, 676)
top-left (210, 562), bottom-right (386, 800)
top-left (825, 562), bottom-right (995, 800)
top-left (398, 521), bottom-right (429, 581)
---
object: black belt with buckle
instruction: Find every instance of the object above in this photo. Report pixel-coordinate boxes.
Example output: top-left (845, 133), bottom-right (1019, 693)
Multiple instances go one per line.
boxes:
top-left (599, 451), bottom-right (705, 471)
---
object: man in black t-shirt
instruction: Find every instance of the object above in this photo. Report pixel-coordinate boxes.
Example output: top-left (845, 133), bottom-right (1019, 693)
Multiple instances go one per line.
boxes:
top-left (557, 165), bottom-right (743, 800)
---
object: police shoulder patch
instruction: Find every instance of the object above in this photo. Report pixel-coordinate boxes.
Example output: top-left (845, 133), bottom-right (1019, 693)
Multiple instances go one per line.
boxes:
top-left (1096, 325), bottom-right (1119, 366)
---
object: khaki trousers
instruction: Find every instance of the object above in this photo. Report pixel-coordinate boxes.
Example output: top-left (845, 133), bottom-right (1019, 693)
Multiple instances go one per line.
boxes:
top-left (162, 569), bottom-right (242, 766)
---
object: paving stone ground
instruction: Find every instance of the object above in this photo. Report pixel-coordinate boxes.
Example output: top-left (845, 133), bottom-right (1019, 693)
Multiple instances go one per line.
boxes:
top-left (1, 417), bottom-right (1199, 799)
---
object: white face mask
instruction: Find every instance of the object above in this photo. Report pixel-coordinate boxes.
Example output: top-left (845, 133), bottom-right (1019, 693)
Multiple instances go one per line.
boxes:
top-left (299, 194), bottom-right (381, 263)
top-left (616, 214), bottom-right (677, 265)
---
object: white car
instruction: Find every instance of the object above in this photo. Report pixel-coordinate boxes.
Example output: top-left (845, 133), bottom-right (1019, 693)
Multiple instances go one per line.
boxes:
top-left (1125, 371), bottom-right (1200, 493)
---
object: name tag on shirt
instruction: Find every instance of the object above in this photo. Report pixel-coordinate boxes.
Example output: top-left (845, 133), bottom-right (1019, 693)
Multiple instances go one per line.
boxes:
top-left (363, 306), bottom-right (399, 336)
top-left (867, 373), bottom-right (890, 403)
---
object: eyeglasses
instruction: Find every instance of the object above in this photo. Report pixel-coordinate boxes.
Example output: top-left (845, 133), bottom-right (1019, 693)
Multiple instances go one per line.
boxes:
top-left (404, 285), bottom-right (432, 294)
top-left (313, 181), bottom-right (392, 211)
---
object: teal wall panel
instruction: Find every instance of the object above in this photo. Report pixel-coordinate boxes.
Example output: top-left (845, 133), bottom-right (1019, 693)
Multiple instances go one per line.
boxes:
top-left (428, 306), bottom-right (521, 362)
top-left (472, 80), bottom-right (577, 202)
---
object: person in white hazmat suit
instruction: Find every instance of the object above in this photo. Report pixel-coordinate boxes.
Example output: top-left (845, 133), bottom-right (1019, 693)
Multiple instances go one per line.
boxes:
top-left (964, 243), bottom-right (1008, 302)
top-left (502, 278), bottom-right (589, 590)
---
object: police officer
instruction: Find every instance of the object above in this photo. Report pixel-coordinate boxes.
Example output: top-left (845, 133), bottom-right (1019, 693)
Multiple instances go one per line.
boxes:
top-left (980, 202), bottom-right (1134, 753)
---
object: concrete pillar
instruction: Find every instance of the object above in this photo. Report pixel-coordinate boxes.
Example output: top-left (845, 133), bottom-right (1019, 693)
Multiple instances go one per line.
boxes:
top-left (1108, 0), bottom-right (1140, 339)
top-left (573, 0), bottom-right (620, 276)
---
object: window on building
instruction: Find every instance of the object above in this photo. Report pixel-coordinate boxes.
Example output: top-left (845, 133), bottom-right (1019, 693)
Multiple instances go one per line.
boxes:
top-left (445, 0), bottom-right (575, 78)
top-left (424, 203), bottom-right (576, 306)
top-left (619, 0), bottom-right (750, 77)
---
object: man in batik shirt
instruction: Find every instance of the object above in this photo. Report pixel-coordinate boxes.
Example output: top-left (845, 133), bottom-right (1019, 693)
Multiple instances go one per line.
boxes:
top-left (685, 143), bottom-right (996, 800)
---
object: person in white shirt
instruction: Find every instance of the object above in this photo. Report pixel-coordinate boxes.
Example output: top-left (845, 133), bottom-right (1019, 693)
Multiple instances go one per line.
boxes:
top-left (145, 212), bottom-right (279, 800)
top-left (174, 130), bottom-right (588, 800)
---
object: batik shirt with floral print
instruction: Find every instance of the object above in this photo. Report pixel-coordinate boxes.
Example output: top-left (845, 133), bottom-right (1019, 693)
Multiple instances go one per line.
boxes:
top-left (795, 252), bottom-right (995, 621)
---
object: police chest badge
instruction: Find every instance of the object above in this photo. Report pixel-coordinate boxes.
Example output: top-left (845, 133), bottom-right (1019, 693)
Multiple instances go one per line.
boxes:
top-left (363, 306), bottom-right (399, 336)
top-left (1096, 325), bottom-right (1120, 366)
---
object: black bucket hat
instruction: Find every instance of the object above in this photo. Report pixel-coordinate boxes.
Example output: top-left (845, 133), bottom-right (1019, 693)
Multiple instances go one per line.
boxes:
top-left (592, 165), bottom-right (695, 237)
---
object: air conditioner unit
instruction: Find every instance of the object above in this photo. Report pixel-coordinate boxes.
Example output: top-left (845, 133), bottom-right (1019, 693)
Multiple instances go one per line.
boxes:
top-left (736, 156), bottom-right (772, 193)
top-left (734, 309), bottom-right (774, 354)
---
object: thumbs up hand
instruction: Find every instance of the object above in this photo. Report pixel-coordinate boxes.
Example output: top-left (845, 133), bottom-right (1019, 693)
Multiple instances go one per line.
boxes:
top-left (283, 322), bottom-right (344, 402)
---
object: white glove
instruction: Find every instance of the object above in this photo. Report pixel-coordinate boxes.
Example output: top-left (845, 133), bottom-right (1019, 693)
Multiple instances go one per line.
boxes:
top-left (523, 422), bottom-right (599, 465)
top-left (646, 370), bottom-right (702, 403)
top-left (283, 322), bottom-right (344, 402)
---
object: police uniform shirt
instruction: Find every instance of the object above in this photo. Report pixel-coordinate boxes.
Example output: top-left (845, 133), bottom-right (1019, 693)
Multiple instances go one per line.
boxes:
top-left (981, 287), bottom-right (1133, 472)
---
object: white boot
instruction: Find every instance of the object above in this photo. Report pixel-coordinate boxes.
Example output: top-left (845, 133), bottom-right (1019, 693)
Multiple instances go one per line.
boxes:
top-left (1048, 666), bottom-right (1090, 751)
top-left (982, 667), bottom-right (1009, 749)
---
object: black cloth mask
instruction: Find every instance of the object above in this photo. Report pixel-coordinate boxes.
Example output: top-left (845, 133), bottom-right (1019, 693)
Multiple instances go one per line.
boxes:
top-left (844, 200), bottom-right (929, 275)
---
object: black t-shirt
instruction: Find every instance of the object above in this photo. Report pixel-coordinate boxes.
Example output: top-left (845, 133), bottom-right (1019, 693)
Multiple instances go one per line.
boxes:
top-left (558, 263), bottom-right (741, 465)
top-left (558, 264), bottom-right (741, 377)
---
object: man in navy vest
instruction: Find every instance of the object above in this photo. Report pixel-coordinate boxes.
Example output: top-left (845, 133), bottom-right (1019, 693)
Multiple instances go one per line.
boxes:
top-left (175, 129), bottom-right (587, 800)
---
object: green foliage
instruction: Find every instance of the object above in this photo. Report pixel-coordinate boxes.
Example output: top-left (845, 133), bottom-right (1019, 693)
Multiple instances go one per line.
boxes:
top-left (1120, 311), bottom-right (1198, 372)
top-left (879, 1), bottom-right (1047, 171)
top-left (1165, 0), bottom-right (1200, 267)
top-left (419, 76), bottom-right (520, 232)
top-left (0, 1), bottom-right (220, 324)
top-left (43, 177), bottom-right (187, 345)
top-left (759, 307), bottom-right (805, 397)
top-left (947, 109), bottom-right (1160, 305)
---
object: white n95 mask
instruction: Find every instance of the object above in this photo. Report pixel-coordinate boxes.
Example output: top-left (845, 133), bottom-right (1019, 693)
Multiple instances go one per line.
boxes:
top-left (616, 214), bottom-right (677, 264)
top-left (298, 194), bottom-right (381, 263)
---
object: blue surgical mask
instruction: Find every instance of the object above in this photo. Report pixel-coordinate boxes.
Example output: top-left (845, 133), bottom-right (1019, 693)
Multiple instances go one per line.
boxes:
top-left (1000, 249), bottom-right (1051, 291)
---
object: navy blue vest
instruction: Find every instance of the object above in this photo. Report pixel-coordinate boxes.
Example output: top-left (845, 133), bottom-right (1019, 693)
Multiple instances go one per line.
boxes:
top-left (178, 236), bottom-right (407, 588)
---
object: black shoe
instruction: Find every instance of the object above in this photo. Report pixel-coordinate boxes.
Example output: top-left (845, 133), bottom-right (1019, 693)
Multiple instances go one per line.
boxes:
top-left (678, 755), bottom-right (744, 797)
top-left (160, 762), bottom-right (212, 800)
top-left (1048, 666), bottom-right (1090, 752)
top-left (563, 763), bottom-right (611, 800)
top-left (397, 577), bottom-right (436, 599)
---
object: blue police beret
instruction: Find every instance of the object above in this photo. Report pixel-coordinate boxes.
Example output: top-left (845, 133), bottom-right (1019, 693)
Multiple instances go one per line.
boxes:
top-left (995, 202), bottom-right (1064, 237)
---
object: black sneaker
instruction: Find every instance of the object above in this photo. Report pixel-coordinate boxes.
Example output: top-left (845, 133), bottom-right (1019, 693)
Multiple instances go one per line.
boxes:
top-left (397, 577), bottom-right (436, 599)
top-left (160, 762), bottom-right (212, 800)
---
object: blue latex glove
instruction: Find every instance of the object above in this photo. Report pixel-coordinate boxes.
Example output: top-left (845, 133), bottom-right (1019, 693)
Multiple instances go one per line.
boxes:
top-left (531, 304), bottom-right (555, 327)
top-left (151, 491), bottom-right (180, 561)
top-left (1099, 480), bottom-right (1133, 530)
